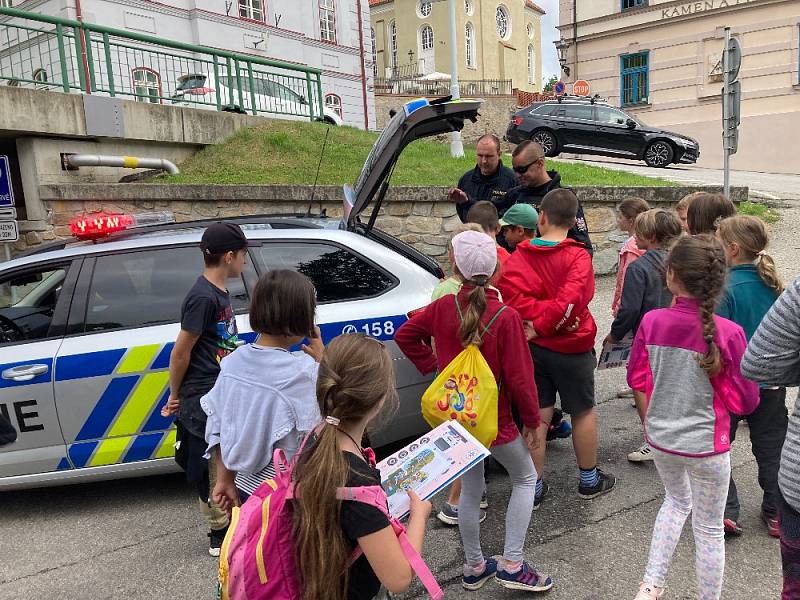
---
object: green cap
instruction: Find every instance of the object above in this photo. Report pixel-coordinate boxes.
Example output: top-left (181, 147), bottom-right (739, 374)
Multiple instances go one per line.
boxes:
top-left (499, 203), bottom-right (539, 229)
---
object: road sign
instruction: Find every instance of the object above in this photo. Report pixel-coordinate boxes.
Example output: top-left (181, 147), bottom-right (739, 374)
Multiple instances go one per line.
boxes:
top-left (0, 207), bottom-right (16, 219)
top-left (0, 220), bottom-right (18, 243)
top-left (726, 37), bottom-right (741, 85)
top-left (0, 156), bottom-right (14, 208)
top-left (572, 80), bottom-right (590, 97)
top-left (554, 81), bottom-right (566, 96)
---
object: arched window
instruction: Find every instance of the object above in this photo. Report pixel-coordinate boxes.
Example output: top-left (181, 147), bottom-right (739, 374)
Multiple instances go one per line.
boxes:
top-left (527, 23), bottom-right (534, 38)
top-left (418, 0), bottom-right (431, 17)
top-left (389, 20), bottom-right (397, 67)
top-left (495, 5), bottom-right (510, 40)
top-left (464, 0), bottom-right (473, 15)
top-left (32, 68), bottom-right (48, 88)
top-left (527, 44), bottom-right (535, 84)
top-left (325, 93), bottom-right (342, 118)
top-left (238, 0), bottom-right (264, 21)
top-left (319, 0), bottom-right (336, 43)
top-left (132, 67), bottom-right (161, 104)
top-left (465, 23), bottom-right (476, 68)
top-left (370, 27), bottom-right (377, 77)
top-left (420, 25), bottom-right (434, 51)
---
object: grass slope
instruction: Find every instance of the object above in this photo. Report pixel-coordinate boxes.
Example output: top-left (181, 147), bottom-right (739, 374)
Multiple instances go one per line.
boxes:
top-left (165, 121), bottom-right (675, 187)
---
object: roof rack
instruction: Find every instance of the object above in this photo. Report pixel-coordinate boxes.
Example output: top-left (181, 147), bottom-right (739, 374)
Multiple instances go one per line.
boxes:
top-left (16, 211), bottom-right (331, 259)
top-left (555, 93), bottom-right (608, 105)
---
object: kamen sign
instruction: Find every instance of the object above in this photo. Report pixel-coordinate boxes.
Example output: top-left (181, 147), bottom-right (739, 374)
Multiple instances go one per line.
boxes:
top-left (661, 0), bottom-right (754, 19)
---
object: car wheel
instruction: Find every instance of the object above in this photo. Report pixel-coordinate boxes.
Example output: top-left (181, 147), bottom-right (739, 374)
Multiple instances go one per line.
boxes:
top-left (644, 141), bottom-right (674, 168)
top-left (532, 130), bottom-right (558, 157)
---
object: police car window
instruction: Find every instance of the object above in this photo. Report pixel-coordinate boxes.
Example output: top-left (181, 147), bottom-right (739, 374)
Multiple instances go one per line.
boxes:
top-left (561, 105), bottom-right (594, 120)
top-left (85, 248), bottom-right (252, 332)
top-left (256, 243), bottom-right (394, 303)
top-left (0, 266), bottom-right (67, 343)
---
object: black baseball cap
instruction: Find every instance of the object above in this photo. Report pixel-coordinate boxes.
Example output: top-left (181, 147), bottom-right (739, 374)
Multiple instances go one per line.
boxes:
top-left (200, 222), bottom-right (248, 255)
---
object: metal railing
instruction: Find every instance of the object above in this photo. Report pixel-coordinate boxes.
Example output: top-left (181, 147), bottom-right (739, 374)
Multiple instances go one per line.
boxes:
top-left (374, 78), bottom-right (513, 96)
top-left (0, 7), bottom-right (326, 121)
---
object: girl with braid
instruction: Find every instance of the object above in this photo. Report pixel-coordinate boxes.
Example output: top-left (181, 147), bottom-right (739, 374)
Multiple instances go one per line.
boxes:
top-left (627, 235), bottom-right (760, 600)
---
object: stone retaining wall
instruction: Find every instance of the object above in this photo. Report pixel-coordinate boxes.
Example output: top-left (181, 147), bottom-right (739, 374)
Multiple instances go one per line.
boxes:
top-left (24, 183), bottom-right (749, 275)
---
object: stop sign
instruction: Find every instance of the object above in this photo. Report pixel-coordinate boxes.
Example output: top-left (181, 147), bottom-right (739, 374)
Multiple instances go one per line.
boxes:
top-left (573, 80), bottom-right (590, 97)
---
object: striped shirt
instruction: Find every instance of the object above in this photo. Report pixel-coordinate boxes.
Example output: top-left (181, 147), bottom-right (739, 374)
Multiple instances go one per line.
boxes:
top-left (741, 277), bottom-right (800, 512)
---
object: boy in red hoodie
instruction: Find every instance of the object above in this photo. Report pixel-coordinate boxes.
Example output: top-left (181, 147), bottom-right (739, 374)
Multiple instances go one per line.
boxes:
top-left (499, 188), bottom-right (616, 504)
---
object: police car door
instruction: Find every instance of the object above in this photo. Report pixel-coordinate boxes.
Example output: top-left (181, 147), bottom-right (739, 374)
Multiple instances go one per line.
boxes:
top-left (0, 259), bottom-right (79, 479)
top-left (53, 246), bottom-right (255, 474)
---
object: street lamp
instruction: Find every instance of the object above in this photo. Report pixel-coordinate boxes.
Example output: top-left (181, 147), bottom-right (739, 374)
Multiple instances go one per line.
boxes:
top-left (554, 38), bottom-right (571, 78)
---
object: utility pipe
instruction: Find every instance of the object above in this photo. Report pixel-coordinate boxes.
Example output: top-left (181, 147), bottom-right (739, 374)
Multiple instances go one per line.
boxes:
top-left (74, 0), bottom-right (92, 94)
top-left (354, 0), bottom-right (370, 130)
top-left (66, 154), bottom-right (180, 175)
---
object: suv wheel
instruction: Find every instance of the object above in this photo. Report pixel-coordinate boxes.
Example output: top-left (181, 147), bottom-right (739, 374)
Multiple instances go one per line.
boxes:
top-left (644, 141), bottom-right (674, 168)
top-left (532, 130), bottom-right (558, 157)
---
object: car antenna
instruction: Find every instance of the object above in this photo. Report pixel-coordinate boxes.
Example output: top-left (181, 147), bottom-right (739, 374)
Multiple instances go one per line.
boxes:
top-left (306, 125), bottom-right (331, 218)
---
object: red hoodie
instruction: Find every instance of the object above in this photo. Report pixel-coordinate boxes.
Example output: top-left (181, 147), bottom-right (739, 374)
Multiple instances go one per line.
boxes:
top-left (394, 287), bottom-right (540, 446)
top-left (498, 238), bottom-right (597, 354)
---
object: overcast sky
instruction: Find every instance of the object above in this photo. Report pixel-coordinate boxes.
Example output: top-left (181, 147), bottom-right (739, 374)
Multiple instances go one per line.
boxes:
top-left (538, 0), bottom-right (561, 85)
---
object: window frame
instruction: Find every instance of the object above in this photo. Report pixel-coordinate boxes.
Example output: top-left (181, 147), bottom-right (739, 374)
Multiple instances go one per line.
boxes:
top-left (131, 67), bottom-right (162, 104)
top-left (621, 0), bottom-right (647, 10)
top-left (238, 0), bottom-right (265, 22)
top-left (620, 51), bottom-right (649, 107)
top-left (527, 44), bottom-right (535, 84)
top-left (252, 240), bottom-right (399, 305)
top-left (464, 0), bottom-right (473, 15)
top-left (319, 0), bottom-right (337, 44)
top-left (370, 27), bottom-right (378, 77)
top-left (420, 24), bottom-right (434, 51)
top-left (389, 20), bottom-right (397, 68)
top-left (32, 68), bottom-right (48, 88)
top-left (596, 105), bottom-right (630, 125)
top-left (496, 5), bottom-right (510, 40)
top-left (465, 22), bottom-right (476, 68)
top-left (0, 1), bottom-right (13, 8)
top-left (324, 93), bottom-right (343, 118)
top-left (556, 104), bottom-right (595, 121)
top-left (418, 0), bottom-right (432, 18)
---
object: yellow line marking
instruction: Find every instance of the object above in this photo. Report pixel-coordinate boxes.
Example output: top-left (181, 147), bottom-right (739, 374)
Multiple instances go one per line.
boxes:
top-left (88, 435), bottom-right (132, 467)
top-left (107, 371), bottom-right (170, 437)
top-left (154, 428), bottom-right (177, 458)
top-left (117, 344), bottom-right (161, 374)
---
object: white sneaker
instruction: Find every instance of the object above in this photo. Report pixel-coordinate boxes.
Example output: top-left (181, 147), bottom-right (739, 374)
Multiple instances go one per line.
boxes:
top-left (634, 582), bottom-right (665, 599)
top-left (627, 443), bottom-right (654, 463)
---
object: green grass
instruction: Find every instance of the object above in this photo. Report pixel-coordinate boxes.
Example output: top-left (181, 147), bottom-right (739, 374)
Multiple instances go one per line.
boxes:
top-left (739, 200), bottom-right (779, 223)
top-left (163, 120), bottom-right (676, 187)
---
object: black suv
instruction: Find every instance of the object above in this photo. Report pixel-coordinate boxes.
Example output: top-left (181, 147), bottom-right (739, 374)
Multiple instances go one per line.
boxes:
top-left (505, 96), bottom-right (700, 168)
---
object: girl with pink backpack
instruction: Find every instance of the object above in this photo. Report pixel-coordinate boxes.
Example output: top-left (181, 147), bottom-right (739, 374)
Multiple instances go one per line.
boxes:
top-left (218, 333), bottom-right (438, 600)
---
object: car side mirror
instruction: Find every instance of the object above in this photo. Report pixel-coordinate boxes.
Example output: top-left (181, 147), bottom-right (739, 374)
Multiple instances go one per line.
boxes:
top-left (626, 119), bottom-right (637, 129)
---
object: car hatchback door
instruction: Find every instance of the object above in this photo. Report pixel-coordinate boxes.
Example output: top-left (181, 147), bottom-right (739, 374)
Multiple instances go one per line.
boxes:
top-left (0, 259), bottom-right (80, 480)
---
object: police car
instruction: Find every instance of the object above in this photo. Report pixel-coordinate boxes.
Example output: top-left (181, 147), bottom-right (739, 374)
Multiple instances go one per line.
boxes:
top-left (0, 98), bottom-right (482, 490)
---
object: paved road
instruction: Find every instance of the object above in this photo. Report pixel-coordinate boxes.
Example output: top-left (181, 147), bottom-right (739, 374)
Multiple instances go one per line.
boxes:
top-left (3, 210), bottom-right (799, 600)
top-left (552, 156), bottom-right (800, 202)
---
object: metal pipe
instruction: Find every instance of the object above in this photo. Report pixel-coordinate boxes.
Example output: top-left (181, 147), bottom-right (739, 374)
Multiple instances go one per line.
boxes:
top-left (447, 0), bottom-right (464, 158)
top-left (66, 154), bottom-right (180, 175)
top-left (74, 0), bottom-right (92, 94)
top-left (354, 0), bottom-right (370, 130)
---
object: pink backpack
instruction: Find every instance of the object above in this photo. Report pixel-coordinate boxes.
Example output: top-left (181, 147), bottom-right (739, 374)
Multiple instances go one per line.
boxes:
top-left (216, 444), bottom-right (443, 600)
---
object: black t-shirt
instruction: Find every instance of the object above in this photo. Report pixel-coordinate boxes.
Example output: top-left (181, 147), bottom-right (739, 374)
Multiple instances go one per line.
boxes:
top-left (340, 451), bottom-right (391, 600)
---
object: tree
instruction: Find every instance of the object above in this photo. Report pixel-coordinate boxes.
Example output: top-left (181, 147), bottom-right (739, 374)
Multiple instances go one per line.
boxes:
top-left (543, 75), bottom-right (558, 92)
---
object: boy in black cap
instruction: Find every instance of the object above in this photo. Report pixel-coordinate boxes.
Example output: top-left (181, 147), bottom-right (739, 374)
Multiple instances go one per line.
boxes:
top-left (161, 222), bottom-right (248, 556)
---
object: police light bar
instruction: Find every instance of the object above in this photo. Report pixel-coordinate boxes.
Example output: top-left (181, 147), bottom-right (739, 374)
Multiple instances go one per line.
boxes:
top-left (70, 211), bottom-right (175, 240)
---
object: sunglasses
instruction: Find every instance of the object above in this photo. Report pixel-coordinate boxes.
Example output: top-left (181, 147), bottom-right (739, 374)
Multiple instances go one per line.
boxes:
top-left (512, 156), bottom-right (544, 174)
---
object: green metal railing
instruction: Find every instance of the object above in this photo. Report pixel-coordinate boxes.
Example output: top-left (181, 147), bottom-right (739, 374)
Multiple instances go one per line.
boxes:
top-left (0, 8), bottom-right (326, 121)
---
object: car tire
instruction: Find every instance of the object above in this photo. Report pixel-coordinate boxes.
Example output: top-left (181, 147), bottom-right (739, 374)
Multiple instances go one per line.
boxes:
top-left (644, 140), bottom-right (674, 168)
top-left (531, 130), bottom-right (558, 157)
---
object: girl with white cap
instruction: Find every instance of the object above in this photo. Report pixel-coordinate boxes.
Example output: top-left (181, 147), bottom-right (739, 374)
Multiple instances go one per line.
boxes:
top-left (396, 230), bottom-right (553, 593)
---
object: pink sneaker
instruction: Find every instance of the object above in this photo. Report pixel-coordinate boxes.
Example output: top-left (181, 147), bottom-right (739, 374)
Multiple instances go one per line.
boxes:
top-left (634, 582), bottom-right (665, 599)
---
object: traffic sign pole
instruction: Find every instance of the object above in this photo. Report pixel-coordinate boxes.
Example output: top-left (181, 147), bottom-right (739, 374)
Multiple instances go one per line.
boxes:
top-left (723, 27), bottom-right (730, 199)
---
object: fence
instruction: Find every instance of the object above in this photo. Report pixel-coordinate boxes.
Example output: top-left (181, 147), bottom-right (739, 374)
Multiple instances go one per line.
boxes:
top-left (0, 8), bottom-right (326, 121)
top-left (374, 78), bottom-right (512, 96)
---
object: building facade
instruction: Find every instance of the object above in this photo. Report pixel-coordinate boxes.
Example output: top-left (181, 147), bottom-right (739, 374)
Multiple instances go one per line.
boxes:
top-left (1, 0), bottom-right (375, 129)
top-left (557, 0), bottom-right (800, 174)
top-left (370, 0), bottom-right (544, 92)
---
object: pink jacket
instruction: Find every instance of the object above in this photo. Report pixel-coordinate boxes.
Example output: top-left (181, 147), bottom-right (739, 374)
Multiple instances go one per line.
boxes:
top-left (627, 297), bottom-right (760, 457)
top-left (612, 236), bottom-right (646, 315)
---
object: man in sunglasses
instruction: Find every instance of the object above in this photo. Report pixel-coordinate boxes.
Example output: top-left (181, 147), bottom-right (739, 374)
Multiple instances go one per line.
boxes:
top-left (449, 134), bottom-right (518, 222)
top-left (502, 140), bottom-right (593, 255)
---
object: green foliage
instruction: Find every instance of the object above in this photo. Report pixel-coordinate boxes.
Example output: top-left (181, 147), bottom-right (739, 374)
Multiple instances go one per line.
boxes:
top-left (739, 201), bottom-right (779, 223)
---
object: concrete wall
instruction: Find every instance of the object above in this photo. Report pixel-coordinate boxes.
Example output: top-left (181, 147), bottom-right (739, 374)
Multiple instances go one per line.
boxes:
top-left (556, 0), bottom-right (800, 174)
top-left (370, 0), bottom-right (543, 91)
top-left (24, 182), bottom-right (748, 275)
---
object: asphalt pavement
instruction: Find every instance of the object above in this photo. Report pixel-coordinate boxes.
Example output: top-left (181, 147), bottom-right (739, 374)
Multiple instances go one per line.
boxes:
top-left (3, 209), bottom-right (799, 600)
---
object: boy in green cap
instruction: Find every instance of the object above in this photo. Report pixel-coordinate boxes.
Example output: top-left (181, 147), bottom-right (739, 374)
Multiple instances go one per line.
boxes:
top-left (500, 203), bottom-right (539, 250)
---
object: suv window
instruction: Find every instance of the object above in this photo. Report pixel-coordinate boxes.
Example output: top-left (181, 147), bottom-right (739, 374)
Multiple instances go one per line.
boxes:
top-left (596, 106), bottom-right (629, 125)
top-left (0, 264), bottom-right (68, 343)
top-left (85, 248), bottom-right (254, 333)
top-left (530, 104), bottom-right (555, 116)
top-left (256, 243), bottom-right (395, 303)
top-left (559, 104), bottom-right (594, 121)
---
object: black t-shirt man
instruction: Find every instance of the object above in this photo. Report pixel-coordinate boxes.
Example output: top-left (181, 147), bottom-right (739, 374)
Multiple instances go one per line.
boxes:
top-left (455, 162), bottom-right (518, 222)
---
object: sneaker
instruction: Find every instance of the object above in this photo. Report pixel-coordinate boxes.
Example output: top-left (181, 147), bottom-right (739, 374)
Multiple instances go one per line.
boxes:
top-left (437, 503), bottom-right (487, 526)
top-left (208, 525), bottom-right (228, 557)
top-left (628, 443), bottom-right (654, 463)
top-left (495, 562), bottom-right (553, 592)
top-left (462, 557), bottom-right (498, 590)
top-left (762, 511), bottom-right (780, 538)
top-left (634, 582), bottom-right (665, 599)
top-left (578, 468), bottom-right (616, 500)
top-left (480, 491), bottom-right (489, 510)
top-left (617, 388), bottom-right (635, 398)
top-left (533, 481), bottom-right (549, 511)
top-left (547, 420), bottom-right (572, 441)
top-left (724, 518), bottom-right (743, 537)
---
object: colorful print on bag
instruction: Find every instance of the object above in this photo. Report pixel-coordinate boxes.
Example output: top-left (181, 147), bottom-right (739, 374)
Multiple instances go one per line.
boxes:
top-left (420, 299), bottom-right (504, 447)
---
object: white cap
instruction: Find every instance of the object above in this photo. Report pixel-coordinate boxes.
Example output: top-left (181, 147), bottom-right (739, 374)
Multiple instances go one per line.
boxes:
top-left (451, 230), bottom-right (498, 281)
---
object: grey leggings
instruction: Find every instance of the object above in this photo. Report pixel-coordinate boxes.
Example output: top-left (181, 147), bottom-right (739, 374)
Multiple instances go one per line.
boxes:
top-left (458, 435), bottom-right (538, 564)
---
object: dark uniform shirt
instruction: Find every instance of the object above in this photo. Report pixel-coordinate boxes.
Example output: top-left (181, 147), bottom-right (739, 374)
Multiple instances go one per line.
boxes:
top-left (455, 162), bottom-right (518, 222)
